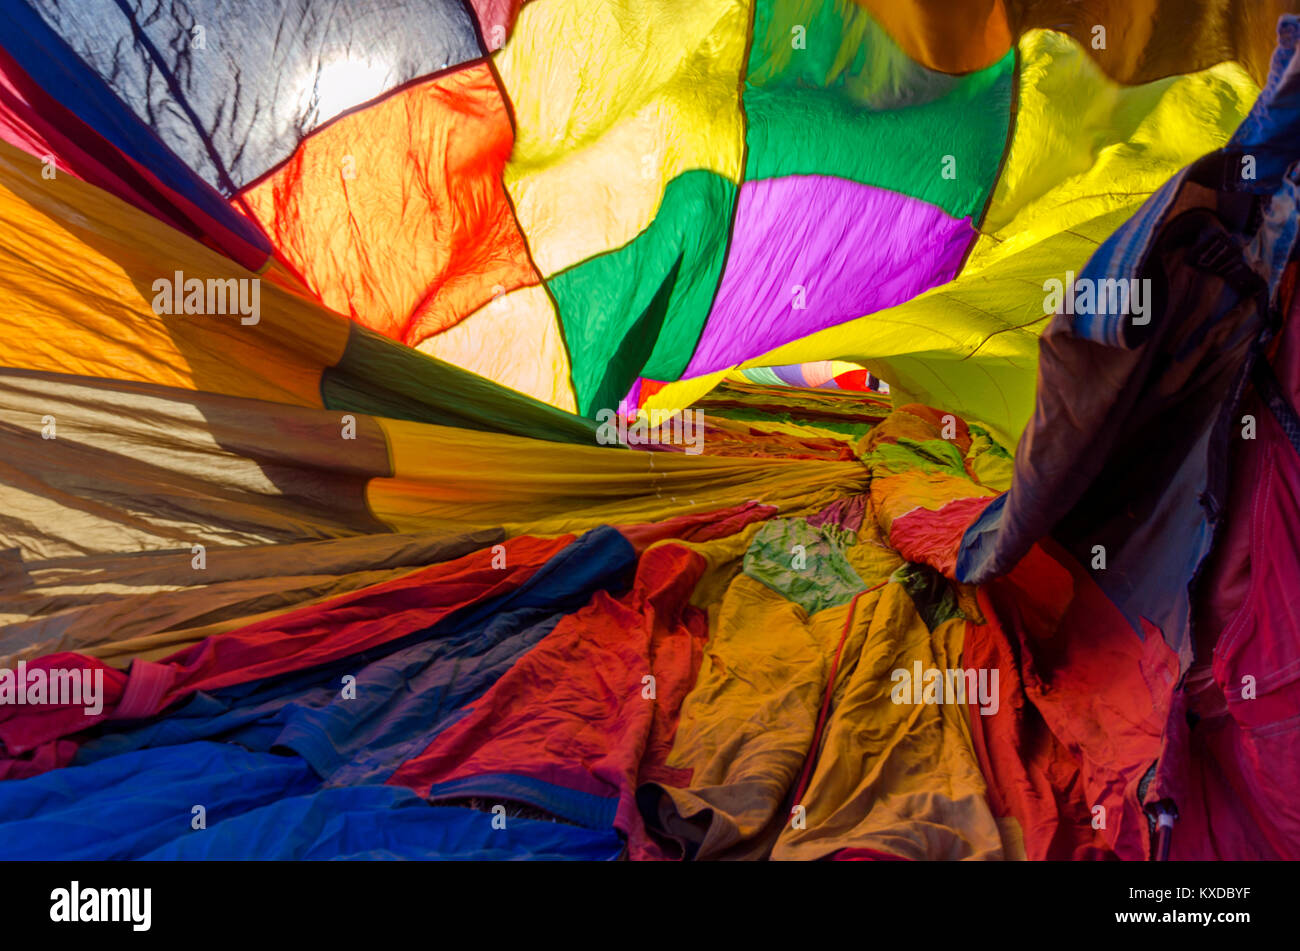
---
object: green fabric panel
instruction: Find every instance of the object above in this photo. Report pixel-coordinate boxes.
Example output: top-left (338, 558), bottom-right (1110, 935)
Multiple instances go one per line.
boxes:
top-left (549, 170), bottom-right (736, 414)
top-left (744, 0), bottom-right (1014, 219)
top-left (743, 518), bottom-right (866, 615)
top-left (967, 424), bottom-right (1013, 459)
top-left (321, 324), bottom-right (599, 445)
top-left (896, 437), bottom-right (969, 473)
top-left (742, 366), bottom-right (785, 386)
top-left (700, 402), bottom-right (875, 440)
top-left (588, 256), bottom-right (681, 419)
top-left (863, 437), bottom-right (968, 478)
top-left (893, 563), bottom-right (964, 631)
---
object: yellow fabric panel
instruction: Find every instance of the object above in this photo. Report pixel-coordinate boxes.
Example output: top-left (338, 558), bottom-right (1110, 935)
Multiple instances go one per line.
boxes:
top-left (649, 576), bottom-right (877, 860)
top-left (0, 371), bottom-right (393, 561)
top-left (966, 30), bottom-right (1257, 274)
top-left (368, 417), bottom-right (870, 537)
top-left (845, 504), bottom-right (906, 586)
top-left (416, 284), bottom-right (578, 413)
top-left (641, 514), bottom-right (905, 859)
top-left (967, 429), bottom-right (1015, 491)
top-left (773, 604), bottom-right (1004, 860)
top-left (0, 142), bottom-right (347, 406)
top-left (871, 472), bottom-right (999, 532)
top-left (641, 371), bottom-right (728, 420)
top-left (496, 0), bottom-right (748, 277)
top-left (997, 816), bottom-right (1029, 861)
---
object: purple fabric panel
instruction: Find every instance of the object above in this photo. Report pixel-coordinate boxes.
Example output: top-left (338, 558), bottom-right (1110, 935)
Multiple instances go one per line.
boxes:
top-left (683, 176), bottom-right (975, 376)
top-left (771, 364), bottom-right (809, 386)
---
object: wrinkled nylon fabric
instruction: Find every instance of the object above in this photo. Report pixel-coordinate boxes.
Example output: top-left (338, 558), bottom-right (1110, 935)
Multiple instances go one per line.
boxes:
top-left (3, 0), bottom-right (1300, 865)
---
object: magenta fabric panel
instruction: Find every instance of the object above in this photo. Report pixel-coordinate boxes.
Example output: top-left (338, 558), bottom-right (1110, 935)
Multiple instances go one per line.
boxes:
top-left (682, 176), bottom-right (975, 377)
top-left (1198, 405), bottom-right (1300, 857)
top-left (621, 376), bottom-right (643, 414)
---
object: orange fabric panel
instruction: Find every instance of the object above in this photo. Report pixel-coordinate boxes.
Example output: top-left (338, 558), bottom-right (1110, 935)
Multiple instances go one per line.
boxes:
top-left (855, 0), bottom-right (1012, 76)
top-left (0, 139), bottom-right (346, 407)
top-left (1011, 0), bottom-right (1300, 86)
top-left (239, 62), bottom-right (539, 347)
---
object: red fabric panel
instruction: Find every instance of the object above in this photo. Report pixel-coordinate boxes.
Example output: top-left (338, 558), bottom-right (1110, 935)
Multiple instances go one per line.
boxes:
top-left (1166, 706), bottom-right (1295, 859)
top-left (1178, 405), bottom-right (1300, 858)
top-left (615, 500), bottom-right (777, 553)
top-left (0, 655), bottom-right (128, 780)
top-left (964, 542), bottom-right (1178, 859)
top-left (833, 369), bottom-right (870, 391)
top-left (465, 0), bottom-right (528, 48)
top-left (388, 543), bottom-right (709, 859)
top-left (890, 495), bottom-right (995, 577)
top-left (1165, 286), bottom-right (1300, 859)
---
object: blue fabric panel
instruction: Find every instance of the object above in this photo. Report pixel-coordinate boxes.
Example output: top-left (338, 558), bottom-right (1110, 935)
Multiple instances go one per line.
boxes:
top-left (0, 742), bottom-right (319, 860)
top-left (141, 785), bottom-right (624, 860)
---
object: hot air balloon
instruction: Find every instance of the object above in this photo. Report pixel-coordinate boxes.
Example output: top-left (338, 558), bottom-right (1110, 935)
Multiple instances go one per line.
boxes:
top-left (0, 0), bottom-right (1298, 861)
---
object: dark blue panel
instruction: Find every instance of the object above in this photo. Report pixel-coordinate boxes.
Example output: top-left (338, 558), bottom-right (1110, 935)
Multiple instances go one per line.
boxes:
top-left (1, 1), bottom-right (270, 250)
